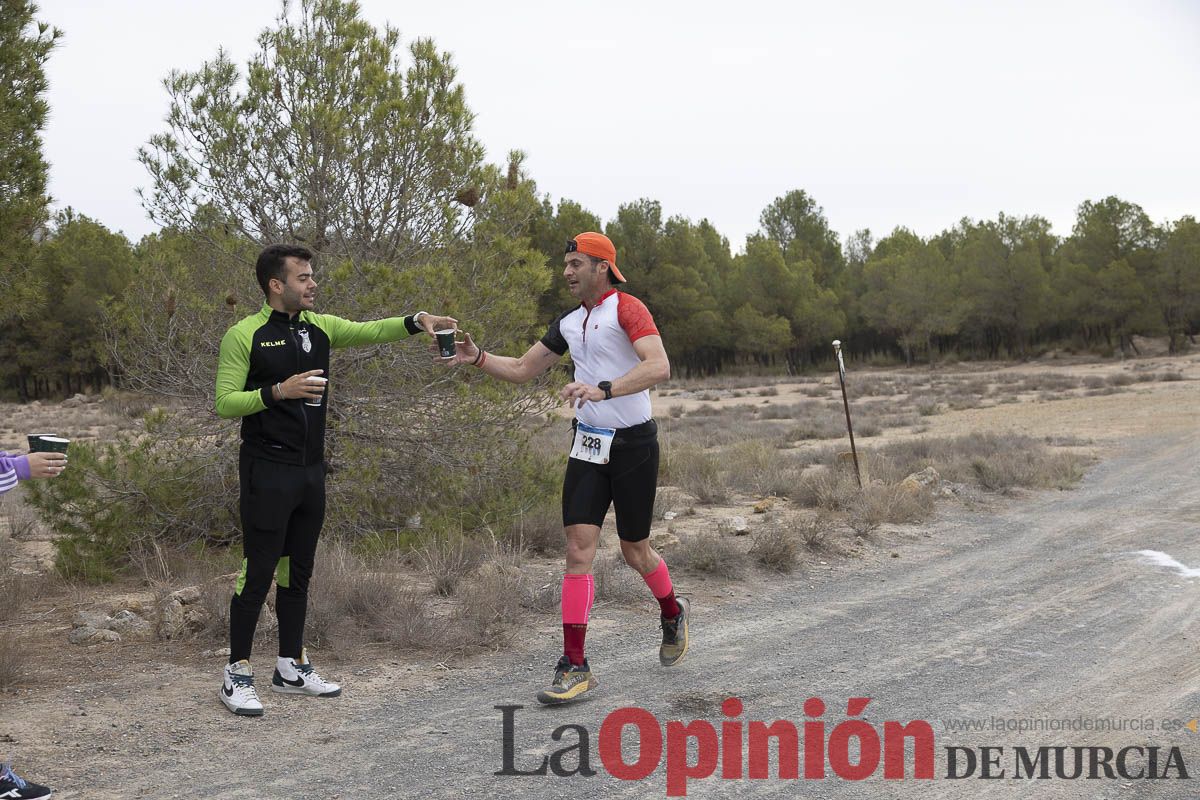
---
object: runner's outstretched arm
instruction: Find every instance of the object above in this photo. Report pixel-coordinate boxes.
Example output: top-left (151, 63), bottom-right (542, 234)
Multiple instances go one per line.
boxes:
top-left (444, 333), bottom-right (561, 384)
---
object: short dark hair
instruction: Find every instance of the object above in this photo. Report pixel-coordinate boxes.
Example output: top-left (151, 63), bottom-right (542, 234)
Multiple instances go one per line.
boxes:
top-left (581, 253), bottom-right (619, 285)
top-left (256, 244), bottom-right (313, 297)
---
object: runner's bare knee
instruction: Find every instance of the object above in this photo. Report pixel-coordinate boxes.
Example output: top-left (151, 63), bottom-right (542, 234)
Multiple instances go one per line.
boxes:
top-left (620, 539), bottom-right (659, 575)
top-left (565, 524), bottom-right (600, 572)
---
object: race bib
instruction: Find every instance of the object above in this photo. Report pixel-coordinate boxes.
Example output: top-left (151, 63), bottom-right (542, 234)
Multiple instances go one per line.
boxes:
top-left (570, 422), bottom-right (615, 465)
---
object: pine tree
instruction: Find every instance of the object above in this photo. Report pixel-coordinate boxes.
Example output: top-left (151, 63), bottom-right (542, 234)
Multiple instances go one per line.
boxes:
top-left (0, 0), bottom-right (60, 320)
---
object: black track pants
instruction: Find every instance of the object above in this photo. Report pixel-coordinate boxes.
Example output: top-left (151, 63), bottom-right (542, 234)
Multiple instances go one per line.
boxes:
top-left (229, 453), bottom-right (326, 662)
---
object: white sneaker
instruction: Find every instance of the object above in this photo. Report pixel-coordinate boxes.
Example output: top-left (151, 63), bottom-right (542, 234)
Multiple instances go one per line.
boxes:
top-left (272, 648), bottom-right (341, 697)
top-left (219, 660), bottom-right (264, 717)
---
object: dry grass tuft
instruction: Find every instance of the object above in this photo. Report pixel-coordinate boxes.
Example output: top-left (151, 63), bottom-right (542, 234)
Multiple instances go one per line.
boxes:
top-left (100, 388), bottom-right (161, 419)
top-left (386, 588), bottom-right (448, 650)
top-left (523, 579), bottom-right (560, 613)
top-left (0, 631), bottom-right (27, 690)
top-left (1017, 373), bottom-right (1080, 393)
top-left (312, 572), bottom-right (409, 643)
top-left (663, 444), bottom-right (728, 504)
top-left (846, 483), bottom-right (934, 535)
top-left (759, 401), bottom-right (820, 421)
top-left (723, 440), bottom-right (804, 498)
top-left (787, 416), bottom-right (845, 440)
top-left (4, 496), bottom-right (39, 541)
top-left (416, 534), bottom-right (489, 596)
top-left (194, 574), bottom-right (234, 642)
top-left (454, 552), bottom-right (529, 648)
top-left (306, 544), bottom-right (432, 648)
top-left (593, 553), bottom-right (643, 602)
top-left (674, 532), bottom-right (749, 578)
top-left (0, 534), bottom-right (38, 688)
top-left (793, 467), bottom-right (859, 511)
top-left (749, 524), bottom-right (801, 573)
top-left (797, 516), bottom-right (838, 551)
top-left (869, 433), bottom-right (1090, 491)
top-left (504, 505), bottom-right (562, 556)
top-left (654, 487), bottom-right (689, 520)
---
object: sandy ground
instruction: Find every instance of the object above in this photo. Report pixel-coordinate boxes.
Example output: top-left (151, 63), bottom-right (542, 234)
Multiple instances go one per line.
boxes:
top-left (1, 351), bottom-right (1198, 798)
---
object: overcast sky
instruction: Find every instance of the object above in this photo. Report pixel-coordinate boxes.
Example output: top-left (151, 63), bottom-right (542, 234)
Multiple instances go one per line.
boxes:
top-left (35, 0), bottom-right (1200, 250)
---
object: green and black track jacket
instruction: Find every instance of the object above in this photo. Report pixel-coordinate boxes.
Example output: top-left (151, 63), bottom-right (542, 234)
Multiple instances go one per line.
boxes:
top-left (215, 303), bottom-right (422, 466)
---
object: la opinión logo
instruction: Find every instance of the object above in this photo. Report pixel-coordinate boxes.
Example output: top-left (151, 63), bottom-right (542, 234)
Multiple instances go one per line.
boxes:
top-left (495, 698), bottom-right (1192, 796)
top-left (497, 697), bottom-right (934, 796)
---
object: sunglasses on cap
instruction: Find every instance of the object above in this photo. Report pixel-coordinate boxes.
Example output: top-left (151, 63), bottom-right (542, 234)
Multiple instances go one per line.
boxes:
top-left (566, 239), bottom-right (608, 261)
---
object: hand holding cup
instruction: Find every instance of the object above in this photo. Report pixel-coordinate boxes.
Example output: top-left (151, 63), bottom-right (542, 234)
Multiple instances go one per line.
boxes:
top-left (431, 331), bottom-right (481, 366)
top-left (280, 369), bottom-right (326, 401)
top-left (27, 451), bottom-right (67, 478)
top-left (416, 313), bottom-right (458, 337)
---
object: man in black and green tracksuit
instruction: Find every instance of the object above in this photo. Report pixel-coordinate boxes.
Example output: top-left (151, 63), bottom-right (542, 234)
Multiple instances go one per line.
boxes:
top-left (214, 243), bottom-right (455, 716)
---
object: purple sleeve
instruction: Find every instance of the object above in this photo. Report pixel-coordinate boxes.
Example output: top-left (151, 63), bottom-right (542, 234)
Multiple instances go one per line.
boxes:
top-left (0, 451), bottom-right (32, 481)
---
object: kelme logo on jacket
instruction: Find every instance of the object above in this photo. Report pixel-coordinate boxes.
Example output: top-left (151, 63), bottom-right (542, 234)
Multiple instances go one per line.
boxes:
top-left (260, 340), bottom-right (286, 347)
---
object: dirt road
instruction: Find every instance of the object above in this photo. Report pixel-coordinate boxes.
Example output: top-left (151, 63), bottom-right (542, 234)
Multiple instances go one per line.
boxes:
top-left (12, 426), bottom-right (1192, 798)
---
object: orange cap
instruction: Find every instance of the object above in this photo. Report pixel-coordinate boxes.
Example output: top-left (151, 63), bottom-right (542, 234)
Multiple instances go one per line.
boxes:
top-left (568, 232), bottom-right (625, 283)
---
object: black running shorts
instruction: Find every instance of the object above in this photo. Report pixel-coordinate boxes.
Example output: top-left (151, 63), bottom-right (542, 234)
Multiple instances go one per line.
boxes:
top-left (561, 420), bottom-right (659, 542)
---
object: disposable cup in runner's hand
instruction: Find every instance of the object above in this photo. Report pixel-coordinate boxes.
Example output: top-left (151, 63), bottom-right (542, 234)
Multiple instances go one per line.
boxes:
top-left (435, 329), bottom-right (457, 359)
top-left (304, 376), bottom-right (328, 407)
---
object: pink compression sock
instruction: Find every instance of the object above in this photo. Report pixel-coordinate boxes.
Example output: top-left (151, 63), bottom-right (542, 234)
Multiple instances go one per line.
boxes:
top-left (561, 573), bottom-right (595, 665)
top-left (643, 558), bottom-right (682, 618)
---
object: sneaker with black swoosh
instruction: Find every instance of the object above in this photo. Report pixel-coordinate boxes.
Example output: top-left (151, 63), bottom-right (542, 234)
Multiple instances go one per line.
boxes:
top-left (0, 763), bottom-right (52, 800)
top-left (219, 660), bottom-right (264, 717)
top-left (272, 648), bottom-right (341, 697)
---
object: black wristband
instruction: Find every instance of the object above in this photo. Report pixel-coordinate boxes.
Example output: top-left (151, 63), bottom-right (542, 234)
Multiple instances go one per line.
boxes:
top-left (404, 314), bottom-right (423, 335)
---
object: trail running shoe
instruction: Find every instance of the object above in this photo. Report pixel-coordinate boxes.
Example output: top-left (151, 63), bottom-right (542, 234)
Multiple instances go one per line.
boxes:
top-left (535, 656), bottom-right (597, 705)
top-left (220, 659), bottom-right (264, 717)
top-left (659, 596), bottom-right (690, 666)
top-left (272, 648), bottom-right (341, 697)
top-left (0, 763), bottom-right (53, 800)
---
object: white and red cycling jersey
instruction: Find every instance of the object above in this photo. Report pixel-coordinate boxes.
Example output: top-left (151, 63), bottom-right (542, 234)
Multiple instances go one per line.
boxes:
top-left (540, 288), bottom-right (660, 430)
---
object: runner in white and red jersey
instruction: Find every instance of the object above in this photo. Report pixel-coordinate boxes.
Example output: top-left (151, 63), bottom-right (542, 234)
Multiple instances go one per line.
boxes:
top-left (444, 231), bottom-right (690, 704)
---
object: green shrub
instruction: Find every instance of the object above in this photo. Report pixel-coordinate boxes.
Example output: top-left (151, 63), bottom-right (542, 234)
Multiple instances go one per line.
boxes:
top-left (25, 424), bottom-right (239, 583)
top-left (24, 406), bottom-right (564, 583)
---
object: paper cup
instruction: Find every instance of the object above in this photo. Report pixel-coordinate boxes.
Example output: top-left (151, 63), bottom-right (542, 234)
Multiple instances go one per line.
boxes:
top-left (304, 376), bottom-right (328, 407)
top-left (31, 436), bottom-right (70, 454)
top-left (435, 329), bottom-right (457, 359)
top-left (27, 433), bottom-right (54, 450)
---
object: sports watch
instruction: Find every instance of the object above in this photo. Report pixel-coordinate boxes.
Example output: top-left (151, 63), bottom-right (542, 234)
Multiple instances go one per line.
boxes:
top-left (598, 381), bottom-right (613, 400)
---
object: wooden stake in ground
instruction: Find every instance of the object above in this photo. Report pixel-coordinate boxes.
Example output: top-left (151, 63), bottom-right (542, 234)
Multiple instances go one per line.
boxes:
top-left (832, 339), bottom-right (863, 489)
